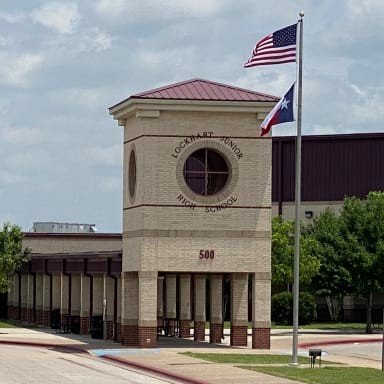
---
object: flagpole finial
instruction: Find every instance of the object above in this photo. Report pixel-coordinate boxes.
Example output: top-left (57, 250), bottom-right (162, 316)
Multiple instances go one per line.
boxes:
top-left (299, 11), bottom-right (304, 18)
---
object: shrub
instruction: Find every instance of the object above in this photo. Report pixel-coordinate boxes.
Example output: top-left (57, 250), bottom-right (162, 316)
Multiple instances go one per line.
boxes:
top-left (271, 291), bottom-right (316, 325)
top-left (271, 291), bottom-right (292, 325)
top-left (299, 291), bottom-right (317, 325)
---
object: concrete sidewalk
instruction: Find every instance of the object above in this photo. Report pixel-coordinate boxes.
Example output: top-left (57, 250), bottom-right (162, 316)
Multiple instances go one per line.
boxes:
top-left (0, 326), bottom-right (382, 384)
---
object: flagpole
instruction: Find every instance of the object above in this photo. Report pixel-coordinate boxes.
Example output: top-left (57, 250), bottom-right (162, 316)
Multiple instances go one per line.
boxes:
top-left (291, 11), bottom-right (304, 366)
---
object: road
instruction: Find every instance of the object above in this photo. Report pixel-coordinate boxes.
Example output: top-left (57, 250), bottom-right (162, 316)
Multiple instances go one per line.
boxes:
top-left (0, 344), bottom-right (172, 384)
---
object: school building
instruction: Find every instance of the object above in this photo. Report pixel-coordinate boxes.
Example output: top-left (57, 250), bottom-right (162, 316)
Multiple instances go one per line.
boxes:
top-left (6, 79), bottom-right (384, 347)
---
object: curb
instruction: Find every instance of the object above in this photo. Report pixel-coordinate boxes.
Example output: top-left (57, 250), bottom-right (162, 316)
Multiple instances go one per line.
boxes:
top-left (299, 338), bottom-right (383, 349)
top-left (103, 355), bottom-right (209, 384)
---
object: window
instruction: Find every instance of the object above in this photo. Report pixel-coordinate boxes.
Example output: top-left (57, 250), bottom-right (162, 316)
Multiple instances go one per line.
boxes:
top-left (128, 150), bottom-right (136, 198)
top-left (183, 148), bottom-right (229, 196)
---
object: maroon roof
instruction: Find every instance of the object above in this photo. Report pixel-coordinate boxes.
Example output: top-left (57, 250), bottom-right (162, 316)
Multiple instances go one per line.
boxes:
top-left (131, 78), bottom-right (278, 102)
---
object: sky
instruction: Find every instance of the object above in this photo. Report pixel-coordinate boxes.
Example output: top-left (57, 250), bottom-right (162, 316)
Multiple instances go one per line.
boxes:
top-left (0, 0), bottom-right (382, 233)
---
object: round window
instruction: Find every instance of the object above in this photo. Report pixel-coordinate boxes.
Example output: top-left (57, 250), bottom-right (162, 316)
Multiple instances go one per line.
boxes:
top-left (128, 150), bottom-right (136, 198)
top-left (183, 148), bottom-right (229, 196)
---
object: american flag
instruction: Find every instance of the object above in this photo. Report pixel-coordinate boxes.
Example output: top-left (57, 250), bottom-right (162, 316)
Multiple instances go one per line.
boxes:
top-left (244, 24), bottom-right (297, 67)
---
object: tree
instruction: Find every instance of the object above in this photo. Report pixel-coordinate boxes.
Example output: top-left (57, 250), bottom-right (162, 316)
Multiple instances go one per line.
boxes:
top-left (340, 192), bottom-right (384, 333)
top-left (0, 223), bottom-right (29, 293)
top-left (306, 209), bottom-right (352, 321)
top-left (272, 216), bottom-right (320, 291)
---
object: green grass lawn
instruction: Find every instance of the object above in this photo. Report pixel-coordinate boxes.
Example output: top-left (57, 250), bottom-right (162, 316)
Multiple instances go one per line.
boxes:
top-left (181, 352), bottom-right (341, 365)
top-left (0, 319), bottom-right (19, 328)
top-left (181, 352), bottom-right (382, 383)
top-left (217, 321), bottom-right (368, 330)
top-left (242, 366), bottom-right (384, 384)
top-left (272, 322), bottom-right (368, 330)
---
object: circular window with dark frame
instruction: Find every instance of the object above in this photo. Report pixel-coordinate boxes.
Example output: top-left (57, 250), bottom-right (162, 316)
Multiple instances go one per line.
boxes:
top-left (128, 149), bottom-right (136, 199)
top-left (183, 148), bottom-right (229, 196)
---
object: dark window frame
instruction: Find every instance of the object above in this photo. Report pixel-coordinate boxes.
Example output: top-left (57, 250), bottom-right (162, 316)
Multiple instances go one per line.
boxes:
top-left (183, 148), bottom-right (229, 196)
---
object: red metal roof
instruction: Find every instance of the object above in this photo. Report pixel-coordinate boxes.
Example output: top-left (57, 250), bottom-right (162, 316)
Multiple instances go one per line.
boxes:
top-left (130, 78), bottom-right (278, 102)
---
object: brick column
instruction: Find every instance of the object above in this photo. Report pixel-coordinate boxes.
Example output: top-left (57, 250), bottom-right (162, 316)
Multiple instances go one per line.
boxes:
top-left (80, 273), bottom-right (90, 334)
top-left (138, 271), bottom-right (158, 348)
top-left (93, 274), bottom-right (103, 317)
top-left (210, 274), bottom-right (223, 344)
top-left (179, 274), bottom-right (191, 338)
top-left (51, 273), bottom-right (61, 327)
top-left (69, 274), bottom-right (81, 333)
top-left (13, 274), bottom-right (20, 320)
top-left (121, 272), bottom-right (139, 346)
top-left (35, 274), bottom-right (43, 325)
top-left (194, 275), bottom-right (206, 342)
top-left (60, 273), bottom-right (69, 324)
top-left (104, 275), bottom-right (115, 340)
top-left (20, 274), bottom-right (28, 321)
top-left (165, 274), bottom-right (177, 336)
top-left (157, 276), bottom-right (164, 332)
top-left (115, 321), bottom-right (122, 342)
top-left (7, 275), bottom-right (15, 320)
top-left (27, 274), bottom-right (34, 323)
top-left (115, 276), bottom-right (121, 341)
top-left (52, 274), bottom-right (61, 309)
top-left (42, 274), bottom-right (51, 326)
top-left (230, 273), bottom-right (248, 347)
top-left (252, 273), bottom-right (271, 349)
top-left (71, 274), bottom-right (81, 316)
top-left (91, 274), bottom-right (104, 338)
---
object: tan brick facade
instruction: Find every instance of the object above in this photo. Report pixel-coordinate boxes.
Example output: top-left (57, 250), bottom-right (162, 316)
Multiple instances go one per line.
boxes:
top-left (113, 83), bottom-right (272, 349)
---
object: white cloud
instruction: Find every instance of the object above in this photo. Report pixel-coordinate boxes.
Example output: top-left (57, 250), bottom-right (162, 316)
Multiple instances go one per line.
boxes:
top-left (0, 11), bottom-right (26, 23)
top-left (0, 35), bottom-right (11, 47)
top-left (152, 0), bottom-right (223, 17)
top-left (0, 171), bottom-right (25, 186)
top-left (234, 68), bottom-right (295, 98)
top-left (95, 0), bottom-right (127, 17)
top-left (99, 176), bottom-right (121, 192)
top-left (346, 0), bottom-right (384, 16)
top-left (95, 0), bottom-right (225, 22)
top-left (0, 52), bottom-right (44, 87)
top-left (92, 29), bottom-right (112, 51)
top-left (83, 144), bottom-right (122, 166)
top-left (137, 46), bottom-right (196, 71)
top-left (307, 124), bottom-right (340, 135)
top-left (349, 91), bottom-right (384, 124)
top-left (77, 28), bottom-right (113, 52)
top-left (57, 87), bottom-right (105, 110)
top-left (31, 2), bottom-right (80, 34)
top-left (0, 126), bottom-right (44, 145)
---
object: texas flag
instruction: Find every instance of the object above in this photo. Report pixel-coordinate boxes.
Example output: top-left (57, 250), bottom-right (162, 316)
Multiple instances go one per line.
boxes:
top-left (260, 82), bottom-right (295, 136)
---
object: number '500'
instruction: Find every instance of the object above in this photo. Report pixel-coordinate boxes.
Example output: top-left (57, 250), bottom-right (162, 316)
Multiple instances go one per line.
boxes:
top-left (199, 250), bottom-right (214, 259)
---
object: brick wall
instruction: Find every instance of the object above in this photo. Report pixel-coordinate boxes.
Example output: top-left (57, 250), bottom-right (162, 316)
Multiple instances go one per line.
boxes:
top-left (35, 309), bottom-right (43, 325)
top-left (209, 323), bottom-right (223, 344)
top-left (194, 321), bottom-right (205, 342)
top-left (179, 320), bottom-right (191, 338)
top-left (138, 326), bottom-right (157, 348)
top-left (105, 320), bottom-right (114, 340)
top-left (230, 325), bottom-right (248, 347)
top-left (121, 324), bottom-right (138, 346)
top-left (252, 328), bottom-right (270, 349)
top-left (7, 306), bottom-right (15, 320)
top-left (115, 322), bottom-right (122, 342)
top-left (80, 316), bottom-right (89, 334)
top-left (27, 308), bottom-right (34, 323)
top-left (42, 310), bottom-right (50, 327)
